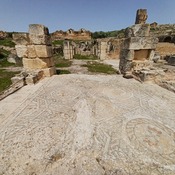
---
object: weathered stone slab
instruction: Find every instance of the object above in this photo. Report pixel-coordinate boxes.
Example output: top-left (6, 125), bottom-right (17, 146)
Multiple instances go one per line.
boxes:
top-left (127, 37), bottom-right (158, 50)
top-left (34, 45), bottom-right (52, 57)
top-left (12, 33), bottom-right (29, 45)
top-left (15, 45), bottom-right (28, 58)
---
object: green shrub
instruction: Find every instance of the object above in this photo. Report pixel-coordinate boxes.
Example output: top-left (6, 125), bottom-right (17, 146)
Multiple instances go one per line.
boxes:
top-left (52, 40), bottom-right (64, 46)
top-left (0, 48), bottom-right (10, 60)
top-left (82, 61), bottom-right (116, 74)
top-left (73, 54), bottom-right (98, 60)
top-left (56, 69), bottom-right (71, 74)
top-left (0, 58), bottom-right (15, 67)
top-left (55, 59), bottom-right (72, 68)
top-left (0, 69), bottom-right (20, 92)
top-left (0, 39), bottom-right (15, 47)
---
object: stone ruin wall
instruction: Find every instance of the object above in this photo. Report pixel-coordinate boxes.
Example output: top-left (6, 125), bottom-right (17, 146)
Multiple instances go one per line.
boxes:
top-left (119, 9), bottom-right (160, 80)
top-left (13, 24), bottom-right (55, 84)
top-left (52, 28), bottom-right (91, 41)
top-left (63, 38), bottom-right (124, 60)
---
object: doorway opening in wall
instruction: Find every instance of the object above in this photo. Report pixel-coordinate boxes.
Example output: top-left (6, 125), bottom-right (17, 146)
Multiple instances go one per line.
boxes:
top-left (134, 49), bottom-right (151, 61)
top-left (163, 36), bottom-right (172, 43)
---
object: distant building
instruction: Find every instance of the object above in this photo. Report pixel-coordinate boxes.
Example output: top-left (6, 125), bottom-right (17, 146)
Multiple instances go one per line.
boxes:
top-left (51, 28), bottom-right (91, 41)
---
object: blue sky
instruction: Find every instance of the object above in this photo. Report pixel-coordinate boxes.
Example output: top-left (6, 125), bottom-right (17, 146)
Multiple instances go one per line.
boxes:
top-left (0, 0), bottom-right (175, 32)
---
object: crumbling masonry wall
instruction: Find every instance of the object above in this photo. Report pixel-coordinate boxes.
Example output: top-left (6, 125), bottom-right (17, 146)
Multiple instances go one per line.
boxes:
top-left (13, 24), bottom-right (56, 84)
top-left (119, 9), bottom-right (158, 77)
top-left (63, 39), bottom-right (124, 60)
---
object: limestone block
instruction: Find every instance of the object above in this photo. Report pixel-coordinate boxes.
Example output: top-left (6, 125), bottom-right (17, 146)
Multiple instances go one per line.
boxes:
top-left (42, 67), bottom-right (56, 77)
top-left (35, 45), bottom-right (53, 57)
top-left (29, 34), bottom-right (51, 45)
top-left (12, 33), bottom-right (29, 45)
top-left (27, 45), bottom-right (37, 58)
top-left (29, 24), bottom-right (49, 35)
top-left (23, 58), bottom-right (49, 69)
top-left (125, 24), bottom-right (150, 38)
top-left (128, 37), bottom-right (158, 50)
top-left (15, 45), bottom-right (28, 58)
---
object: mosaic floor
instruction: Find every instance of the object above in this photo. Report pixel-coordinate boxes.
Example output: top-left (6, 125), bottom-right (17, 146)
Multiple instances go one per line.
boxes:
top-left (0, 74), bottom-right (175, 175)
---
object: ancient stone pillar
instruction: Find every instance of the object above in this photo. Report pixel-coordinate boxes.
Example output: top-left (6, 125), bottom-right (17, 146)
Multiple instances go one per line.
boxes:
top-left (63, 41), bottom-right (74, 59)
top-left (99, 41), bottom-right (108, 60)
top-left (135, 9), bottom-right (148, 24)
top-left (13, 24), bottom-right (56, 84)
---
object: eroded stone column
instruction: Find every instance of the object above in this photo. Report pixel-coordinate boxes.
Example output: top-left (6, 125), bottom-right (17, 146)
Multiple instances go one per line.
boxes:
top-left (13, 24), bottom-right (56, 84)
top-left (63, 41), bottom-right (74, 59)
top-left (135, 9), bottom-right (148, 24)
top-left (99, 41), bottom-right (108, 60)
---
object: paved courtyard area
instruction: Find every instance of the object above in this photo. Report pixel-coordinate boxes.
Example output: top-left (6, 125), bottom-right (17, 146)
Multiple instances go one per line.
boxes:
top-left (0, 74), bottom-right (175, 175)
